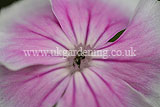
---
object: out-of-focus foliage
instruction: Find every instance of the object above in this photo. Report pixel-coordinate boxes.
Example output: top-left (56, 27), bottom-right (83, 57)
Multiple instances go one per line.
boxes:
top-left (0, 0), bottom-right (20, 10)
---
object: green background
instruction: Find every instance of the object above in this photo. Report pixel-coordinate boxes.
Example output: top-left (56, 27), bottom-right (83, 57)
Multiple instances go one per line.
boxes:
top-left (0, 0), bottom-right (20, 10)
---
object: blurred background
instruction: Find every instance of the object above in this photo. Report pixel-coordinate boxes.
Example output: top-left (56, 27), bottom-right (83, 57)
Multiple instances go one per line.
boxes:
top-left (0, 0), bottom-right (20, 10)
top-left (0, 0), bottom-right (160, 10)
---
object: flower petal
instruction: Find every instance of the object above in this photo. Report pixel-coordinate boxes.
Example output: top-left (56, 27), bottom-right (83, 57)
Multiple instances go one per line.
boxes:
top-left (51, 0), bottom-right (139, 46)
top-left (0, 0), bottom-right (73, 71)
top-left (57, 68), bottom-right (152, 107)
top-left (0, 64), bottom-right (71, 107)
top-left (94, 0), bottom-right (160, 106)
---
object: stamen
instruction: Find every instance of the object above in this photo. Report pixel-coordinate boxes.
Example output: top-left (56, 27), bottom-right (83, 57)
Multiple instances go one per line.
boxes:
top-left (73, 51), bottom-right (86, 68)
top-left (68, 44), bottom-right (92, 72)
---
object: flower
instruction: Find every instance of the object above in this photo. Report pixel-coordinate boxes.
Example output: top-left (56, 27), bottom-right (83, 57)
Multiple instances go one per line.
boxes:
top-left (0, 0), bottom-right (160, 107)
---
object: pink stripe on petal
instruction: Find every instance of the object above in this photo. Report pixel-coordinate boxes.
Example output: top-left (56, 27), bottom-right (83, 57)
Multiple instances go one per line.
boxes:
top-left (57, 72), bottom-right (98, 107)
top-left (0, 0), bottom-right (73, 71)
top-left (51, 0), bottom-right (138, 46)
top-left (57, 68), bottom-right (152, 107)
top-left (92, 0), bottom-right (160, 105)
top-left (0, 65), bottom-right (70, 107)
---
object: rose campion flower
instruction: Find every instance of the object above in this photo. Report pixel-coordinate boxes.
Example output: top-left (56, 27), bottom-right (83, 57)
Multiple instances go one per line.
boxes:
top-left (0, 0), bottom-right (160, 107)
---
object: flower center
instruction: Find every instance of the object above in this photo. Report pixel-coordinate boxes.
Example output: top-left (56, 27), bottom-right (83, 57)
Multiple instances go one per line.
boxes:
top-left (73, 51), bottom-right (86, 69)
top-left (68, 44), bottom-right (92, 72)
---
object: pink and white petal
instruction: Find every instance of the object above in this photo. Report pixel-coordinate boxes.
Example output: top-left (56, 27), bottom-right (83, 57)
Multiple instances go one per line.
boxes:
top-left (98, 0), bottom-right (160, 64)
top-left (0, 0), bottom-right (73, 71)
top-left (0, 63), bottom-right (71, 107)
top-left (57, 68), bottom-right (152, 107)
top-left (86, 68), bottom-right (153, 107)
top-left (95, 0), bottom-right (160, 71)
top-left (91, 59), bottom-right (159, 95)
top-left (93, 0), bottom-right (160, 106)
top-left (51, 0), bottom-right (139, 46)
top-left (57, 71), bottom-right (98, 107)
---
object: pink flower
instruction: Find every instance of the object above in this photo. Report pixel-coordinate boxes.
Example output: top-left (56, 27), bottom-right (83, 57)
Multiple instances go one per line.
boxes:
top-left (0, 0), bottom-right (160, 107)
